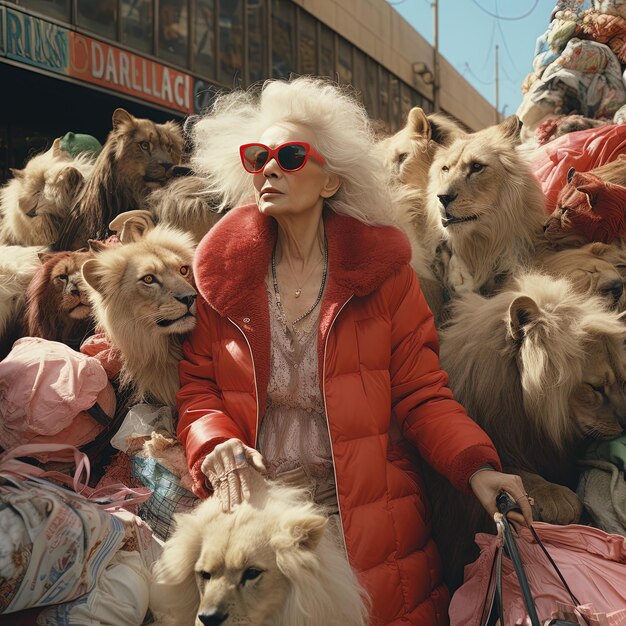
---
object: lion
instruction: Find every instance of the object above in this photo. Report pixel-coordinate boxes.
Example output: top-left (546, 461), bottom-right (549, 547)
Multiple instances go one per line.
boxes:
top-left (144, 174), bottom-right (223, 243)
top-left (537, 242), bottom-right (626, 312)
top-left (54, 108), bottom-right (183, 250)
top-left (0, 139), bottom-right (93, 246)
top-left (25, 247), bottom-right (100, 347)
top-left (81, 220), bottom-right (196, 406)
top-left (544, 168), bottom-right (626, 248)
top-left (150, 475), bottom-right (369, 626)
top-left (428, 115), bottom-right (547, 295)
top-left (431, 272), bottom-right (626, 589)
top-left (0, 245), bottom-right (42, 358)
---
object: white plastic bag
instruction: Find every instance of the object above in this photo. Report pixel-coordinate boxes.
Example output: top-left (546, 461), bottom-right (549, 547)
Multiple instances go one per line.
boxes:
top-left (110, 404), bottom-right (175, 453)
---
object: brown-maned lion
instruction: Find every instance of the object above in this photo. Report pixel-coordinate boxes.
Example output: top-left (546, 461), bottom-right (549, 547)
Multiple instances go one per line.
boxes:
top-left (0, 139), bottom-right (93, 246)
top-left (25, 248), bottom-right (99, 347)
top-left (145, 174), bottom-right (223, 243)
top-left (537, 242), bottom-right (626, 312)
top-left (0, 245), bottom-right (42, 358)
top-left (428, 115), bottom-right (546, 295)
top-left (81, 222), bottom-right (196, 406)
top-left (431, 272), bottom-right (626, 589)
top-left (54, 108), bottom-right (183, 250)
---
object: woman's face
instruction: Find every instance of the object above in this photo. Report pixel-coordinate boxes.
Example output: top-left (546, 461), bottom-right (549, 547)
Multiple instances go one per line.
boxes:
top-left (252, 123), bottom-right (339, 219)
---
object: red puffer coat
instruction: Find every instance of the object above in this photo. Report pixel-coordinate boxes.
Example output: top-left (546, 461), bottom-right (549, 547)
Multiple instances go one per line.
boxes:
top-left (177, 205), bottom-right (502, 625)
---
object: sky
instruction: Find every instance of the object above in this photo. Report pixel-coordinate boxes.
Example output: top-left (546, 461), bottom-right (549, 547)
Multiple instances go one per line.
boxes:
top-left (388, 0), bottom-right (556, 117)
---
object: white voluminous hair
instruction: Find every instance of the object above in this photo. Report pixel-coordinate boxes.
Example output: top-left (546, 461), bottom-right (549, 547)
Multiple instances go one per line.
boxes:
top-left (191, 76), bottom-right (394, 225)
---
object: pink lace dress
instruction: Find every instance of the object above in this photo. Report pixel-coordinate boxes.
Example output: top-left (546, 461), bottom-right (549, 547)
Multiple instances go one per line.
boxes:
top-left (257, 277), bottom-right (339, 518)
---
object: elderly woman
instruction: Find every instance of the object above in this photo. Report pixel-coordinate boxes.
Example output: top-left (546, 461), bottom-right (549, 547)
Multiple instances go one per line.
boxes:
top-left (177, 77), bottom-right (530, 625)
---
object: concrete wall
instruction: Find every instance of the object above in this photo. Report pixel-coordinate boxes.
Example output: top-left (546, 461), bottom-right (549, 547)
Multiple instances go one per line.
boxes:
top-left (292, 0), bottom-right (498, 131)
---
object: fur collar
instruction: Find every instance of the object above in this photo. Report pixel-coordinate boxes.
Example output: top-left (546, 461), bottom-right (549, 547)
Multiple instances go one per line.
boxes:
top-left (194, 204), bottom-right (411, 314)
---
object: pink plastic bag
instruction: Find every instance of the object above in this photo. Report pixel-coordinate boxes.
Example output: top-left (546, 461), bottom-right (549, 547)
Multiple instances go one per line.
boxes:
top-left (449, 522), bottom-right (626, 626)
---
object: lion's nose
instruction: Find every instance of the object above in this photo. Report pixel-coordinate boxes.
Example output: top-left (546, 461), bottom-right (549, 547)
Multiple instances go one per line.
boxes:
top-left (175, 293), bottom-right (196, 308)
top-left (437, 193), bottom-right (457, 209)
top-left (198, 612), bottom-right (229, 626)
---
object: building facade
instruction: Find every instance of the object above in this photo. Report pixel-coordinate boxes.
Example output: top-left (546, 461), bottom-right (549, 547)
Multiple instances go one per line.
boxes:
top-left (0, 0), bottom-right (496, 181)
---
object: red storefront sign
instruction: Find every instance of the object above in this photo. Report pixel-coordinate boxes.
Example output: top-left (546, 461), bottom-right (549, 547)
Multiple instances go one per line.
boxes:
top-left (69, 34), bottom-right (192, 114)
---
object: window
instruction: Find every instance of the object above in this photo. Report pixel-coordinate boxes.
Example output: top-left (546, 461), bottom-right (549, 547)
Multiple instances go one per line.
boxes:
top-left (77, 0), bottom-right (117, 40)
top-left (158, 0), bottom-right (189, 67)
top-left (352, 48), bottom-right (366, 101)
top-left (271, 0), bottom-right (295, 79)
top-left (298, 10), bottom-right (317, 76)
top-left (247, 0), bottom-right (266, 84)
top-left (378, 67), bottom-right (390, 125)
top-left (337, 37), bottom-right (352, 84)
top-left (319, 24), bottom-right (334, 79)
top-left (194, 0), bottom-right (215, 77)
top-left (390, 75), bottom-right (400, 131)
top-left (219, 0), bottom-right (244, 85)
top-left (121, 0), bottom-right (152, 54)
top-left (363, 55), bottom-right (378, 119)
top-left (27, 0), bottom-right (71, 22)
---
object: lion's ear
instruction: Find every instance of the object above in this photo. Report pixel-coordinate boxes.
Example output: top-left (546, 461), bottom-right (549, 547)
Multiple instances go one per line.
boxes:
top-left (589, 242), bottom-right (610, 256)
top-left (81, 258), bottom-right (104, 292)
top-left (37, 251), bottom-right (55, 264)
top-left (52, 137), bottom-right (64, 158)
top-left (567, 167), bottom-right (576, 183)
top-left (112, 108), bottom-right (135, 130)
top-left (498, 115), bottom-right (523, 144)
top-left (87, 239), bottom-right (108, 253)
top-left (109, 210), bottom-right (156, 243)
top-left (508, 295), bottom-right (541, 343)
top-left (9, 167), bottom-right (24, 180)
top-left (407, 107), bottom-right (429, 137)
top-left (285, 513), bottom-right (327, 551)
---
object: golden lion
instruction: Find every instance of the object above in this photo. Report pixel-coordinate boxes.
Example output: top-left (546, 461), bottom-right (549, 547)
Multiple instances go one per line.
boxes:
top-left (81, 219), bottom-right (196, 406)
top-left (537, 243), bottom-right (626, 312)
top-left (54, 108), bottom-right (183, 250)
top-left (0, 139), bottom-right (93, 246)
top-left (428, 116), bottom-right (546, 295)
top-left (431, 272), bottom-right (626, 588)
top-left (151, 475), bottom-right (368, 626)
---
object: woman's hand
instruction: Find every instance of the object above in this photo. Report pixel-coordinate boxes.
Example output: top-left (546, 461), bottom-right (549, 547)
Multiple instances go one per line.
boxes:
top-left (201, 438), bottom-right (267, 512)
top-left (469, 469), bottom-right (533, 528)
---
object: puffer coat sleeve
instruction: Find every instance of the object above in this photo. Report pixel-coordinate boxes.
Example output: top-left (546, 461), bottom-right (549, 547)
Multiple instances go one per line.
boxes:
top-left (177, 298), bottom-right (248, 496)
top-left (388, 265), bottom-right (502, 491)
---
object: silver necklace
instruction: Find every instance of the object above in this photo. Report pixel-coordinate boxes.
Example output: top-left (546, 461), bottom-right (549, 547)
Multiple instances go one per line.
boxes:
top-left (272, 240), bottom-right (328, 326)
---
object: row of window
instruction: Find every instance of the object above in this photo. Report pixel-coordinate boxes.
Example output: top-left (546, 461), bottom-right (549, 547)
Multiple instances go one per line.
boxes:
top-left (15, 0), bottom-right (433, 129)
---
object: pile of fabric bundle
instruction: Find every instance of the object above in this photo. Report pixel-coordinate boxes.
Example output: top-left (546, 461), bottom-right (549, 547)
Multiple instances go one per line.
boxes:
top-left (517, 0), bottom-right (626, 142)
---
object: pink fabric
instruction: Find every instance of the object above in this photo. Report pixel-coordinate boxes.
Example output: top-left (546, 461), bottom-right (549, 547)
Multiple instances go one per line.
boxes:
top-left (532, 124), bottom-right (626, 212)
top-left (0, 337), bottom-right (116, 451)
top-left (449, 522), bottom-right (626, 626)
top-left (80, 331), bottom-right (123, 379)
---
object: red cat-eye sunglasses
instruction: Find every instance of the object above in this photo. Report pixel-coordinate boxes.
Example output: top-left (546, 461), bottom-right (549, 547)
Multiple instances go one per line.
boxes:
top-left (239, 142), bottom-right (326, 174)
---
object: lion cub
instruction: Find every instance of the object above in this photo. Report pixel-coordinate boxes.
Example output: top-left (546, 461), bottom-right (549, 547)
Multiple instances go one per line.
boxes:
top-left (429, 115), bottom-right (546, 295)
top-left (81, 219), bottom-right (196, 406)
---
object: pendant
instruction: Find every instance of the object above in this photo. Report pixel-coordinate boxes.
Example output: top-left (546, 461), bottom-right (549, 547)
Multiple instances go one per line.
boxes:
top-left (294, 289), bottom-right (302, 298)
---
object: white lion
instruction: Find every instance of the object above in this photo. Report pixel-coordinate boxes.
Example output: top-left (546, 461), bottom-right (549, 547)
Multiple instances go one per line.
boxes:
top-left (150, 476), bottom-right (369, 626)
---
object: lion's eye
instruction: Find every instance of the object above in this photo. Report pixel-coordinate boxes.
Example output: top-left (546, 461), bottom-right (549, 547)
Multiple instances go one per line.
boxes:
top-left (397, 152), bottom-right (408, 165)
top-left (141, 274), bottom-right (156, 284)
top-left (56, 274), bottom-right (68, 283)
top-left (198, 571), bottom-right (211, 581)
top-left (441, 165), bottom-right (449, 173)
top-left (180, 265), bottom-right (190, 276)
top-left (470, 162), bottom-right (485, 173)
top-left (139, 141), bottom-right (151, 151)
top-left (590, 383), bottom-right (605, 395)
top-left (240, 568), bottom-right (263, 585)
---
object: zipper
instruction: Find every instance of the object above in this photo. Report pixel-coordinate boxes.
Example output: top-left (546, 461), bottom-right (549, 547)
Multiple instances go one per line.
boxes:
top-left (321, 295), bottom-right (353, 558)
top-left (228, 317), bottom-right (260, 447)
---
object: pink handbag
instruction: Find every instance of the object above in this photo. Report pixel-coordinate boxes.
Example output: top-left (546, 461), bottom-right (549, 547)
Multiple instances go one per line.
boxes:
top-left (449, 519), bottom-right (626, 626)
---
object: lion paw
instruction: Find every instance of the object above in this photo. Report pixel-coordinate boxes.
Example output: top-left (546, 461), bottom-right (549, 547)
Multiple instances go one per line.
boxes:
top-left (446, 254), bottom-right (476, 294)
top-left (531, 482), bottom-right (582, 525)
